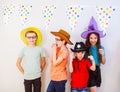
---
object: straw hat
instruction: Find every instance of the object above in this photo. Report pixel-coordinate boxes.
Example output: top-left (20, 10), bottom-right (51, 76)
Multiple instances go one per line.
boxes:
top-left (20, 27), bottom-right (42, 46)
top-left (50, 29), bottom-right (73, 45)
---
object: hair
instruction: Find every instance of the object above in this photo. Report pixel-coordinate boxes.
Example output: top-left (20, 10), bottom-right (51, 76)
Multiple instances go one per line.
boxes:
top-left (85, 32), bottom-right (102, 64)
top-left (25, 31), bottom-right (38, 37)
top-left (60, 38), bottom-right (67, 45)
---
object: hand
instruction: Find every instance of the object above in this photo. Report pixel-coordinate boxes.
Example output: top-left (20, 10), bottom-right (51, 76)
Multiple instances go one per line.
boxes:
top-left (99, 49), bottom-right (104, 56)
top-left (88, 55), bottom-right (94, 61)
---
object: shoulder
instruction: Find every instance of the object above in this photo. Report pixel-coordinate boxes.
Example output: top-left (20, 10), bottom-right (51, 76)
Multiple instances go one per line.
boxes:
top-left (83, 58), bottom-right (90, 63)
top-left (35, 46), bottom-right (42, 50)
top-left (21, 46), bottom-right (27, 51)
top-left (61, 47), bottom-right (69, 53)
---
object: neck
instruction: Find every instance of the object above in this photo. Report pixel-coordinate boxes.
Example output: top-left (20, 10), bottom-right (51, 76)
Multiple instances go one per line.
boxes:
top-left (28, 44), bottom-right (36, 47)
top-left (61, 45), bottom-right (66, 50)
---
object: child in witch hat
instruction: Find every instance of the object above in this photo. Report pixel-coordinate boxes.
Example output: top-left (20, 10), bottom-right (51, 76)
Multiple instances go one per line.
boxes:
top-left (16, 27), bottom-right (46, 92)
top-left (81, 16), bottom-right (106, 92)
top-left (69, 42), bottom-right (96, 92)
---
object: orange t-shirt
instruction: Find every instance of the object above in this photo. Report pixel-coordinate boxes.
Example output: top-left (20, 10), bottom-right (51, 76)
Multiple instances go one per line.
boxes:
top-left (50, 47), bottom-right (69, 81)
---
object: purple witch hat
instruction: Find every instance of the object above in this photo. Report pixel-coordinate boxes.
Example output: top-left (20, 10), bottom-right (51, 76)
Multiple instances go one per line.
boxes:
top-left (81, 16), bottom-right (106, 39)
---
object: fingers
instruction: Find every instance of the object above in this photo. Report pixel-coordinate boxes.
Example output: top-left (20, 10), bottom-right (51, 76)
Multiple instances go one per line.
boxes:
top-left (88, 55), bottom-right (94, 61)
top-left (51, 43), bottom-right (56, 48)
top-left (99, 49), bottom-right (104, 56)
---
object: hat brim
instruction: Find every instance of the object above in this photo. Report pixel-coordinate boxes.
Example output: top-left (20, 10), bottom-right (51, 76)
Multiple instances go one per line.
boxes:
top-left (81, 30), bottom-right (106, 39)
top-left (50, 32), bottom-right (73, 45)
top-left (71, 48), bottom-right (87, 52)
top-left (20, 27), bottom-right (42, 46)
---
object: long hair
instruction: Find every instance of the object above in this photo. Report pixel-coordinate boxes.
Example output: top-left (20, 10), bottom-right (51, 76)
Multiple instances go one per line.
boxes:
top-left (85, 32), bottom-right (102, 64)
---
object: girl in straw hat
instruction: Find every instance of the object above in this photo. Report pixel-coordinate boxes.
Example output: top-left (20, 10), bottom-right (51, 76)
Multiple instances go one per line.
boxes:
top-left (46, 29), bottom-right (73, 92)
top-left (16, 27), bottom-right (46, 92)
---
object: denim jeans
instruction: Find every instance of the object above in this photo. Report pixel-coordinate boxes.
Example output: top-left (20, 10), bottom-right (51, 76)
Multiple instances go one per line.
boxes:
top-left (46, 80), bottom-right (67, 92)
top-left (24, 77), bottom-right (41, 92)
top-left (71, 87), bottom-right (88, 92)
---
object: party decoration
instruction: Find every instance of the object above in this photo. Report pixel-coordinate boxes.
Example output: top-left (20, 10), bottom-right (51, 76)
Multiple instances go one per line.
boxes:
top-left (96, 6), bottom-right (115, 34)
top-left (3, 4), bottom-right (15, 24)
top-left (18, 5), bottom-right (32, 24)
top-left (66, 5), bottom-right (84, 31)
top-left (41, 5), bottom-right (56, 28)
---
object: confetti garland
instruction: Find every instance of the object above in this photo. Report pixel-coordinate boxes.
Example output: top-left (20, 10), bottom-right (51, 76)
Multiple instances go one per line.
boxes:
top-left (96, 6), bottom-right (115, 34)
top-left (18, 5), bottom-right (32, 25)
top-left (3, 4), bottom-right (15, 24)
top-left (66, 5), bottom-right (84, 31)
top-left (42, 5), bottom-right (56, 28)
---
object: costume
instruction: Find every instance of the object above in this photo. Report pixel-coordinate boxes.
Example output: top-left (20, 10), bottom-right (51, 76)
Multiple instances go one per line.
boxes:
top-left (70, 42), bottom-right (94, 92)
top-left (50, 47), bottom-right (68, 81)
top-left (71, 57), bottom-right (91, 88)
top-left (87, 46), bottom-right (105, 87)
top-left (47, 47), bottom-right (68, 92)
top-left (47, 29), bottom-right (73, 92)
top-left (81, 16), bottom-right (106, 88)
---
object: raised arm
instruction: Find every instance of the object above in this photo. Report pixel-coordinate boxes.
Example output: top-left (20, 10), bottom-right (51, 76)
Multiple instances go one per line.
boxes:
top-left (69, 52), bottom-right (74, 73)
top-left (52, 44), bottom-right (68, 66)
top-left (88, 55), bottom-right (96, 71)
top-left (99, 49), bottom-right (106, 64)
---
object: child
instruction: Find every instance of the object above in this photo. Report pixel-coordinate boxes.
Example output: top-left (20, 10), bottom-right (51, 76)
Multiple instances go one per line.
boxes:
top-left (16, 27), bottom-right (46, 92)
top-left (69, 42), bottom-right (96, 92)
top-left (46, 29), bottom-right (73, 92)
top-left (81, 16), bottom-right (106, 92)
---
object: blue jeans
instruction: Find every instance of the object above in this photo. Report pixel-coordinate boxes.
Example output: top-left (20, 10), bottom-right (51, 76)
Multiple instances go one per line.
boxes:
top-left (71, 87), bottom-right (88, 92)
top-left (46, 80), bottom-right (67, 92)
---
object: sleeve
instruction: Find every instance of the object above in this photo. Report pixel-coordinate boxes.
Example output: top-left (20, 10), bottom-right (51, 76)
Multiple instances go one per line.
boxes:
top-left (59, 49), bottom-right (68, 59)
top-left (40, 48), bottom-right (46, 57)
top-left (101, 46), bottom-right (106, 56)
top-left (72, 59), bottom-right (75, 71)
top-left (86, 60), bottom-right (92, 69)
top-left (18, 48), bottom-right (24, 58)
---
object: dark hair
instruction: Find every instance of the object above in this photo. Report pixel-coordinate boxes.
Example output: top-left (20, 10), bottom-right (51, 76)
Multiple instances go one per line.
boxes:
top-left (25, 31), bottom-right (38, 37)
top-left (60, 38), bottom-right (67, 45)
top-left (85, 32), bottom-right (102, 64)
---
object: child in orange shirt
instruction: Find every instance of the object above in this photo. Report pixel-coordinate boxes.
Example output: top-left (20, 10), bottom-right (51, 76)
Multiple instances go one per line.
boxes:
top-left (46, 29), bottom-right (73, 92)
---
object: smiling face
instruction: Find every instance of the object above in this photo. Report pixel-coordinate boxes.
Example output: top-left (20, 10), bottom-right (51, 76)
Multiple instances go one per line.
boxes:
top-left (89, 33), bottom-right (98, 46)
top-left (75, 51), bottom-right (85, 60)
top-left (25, 31), bottom-right (37, 46)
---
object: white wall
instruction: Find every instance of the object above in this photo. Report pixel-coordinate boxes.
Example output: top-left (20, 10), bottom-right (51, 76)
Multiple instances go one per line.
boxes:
top-left (0, 0), bottom-right (120, 92)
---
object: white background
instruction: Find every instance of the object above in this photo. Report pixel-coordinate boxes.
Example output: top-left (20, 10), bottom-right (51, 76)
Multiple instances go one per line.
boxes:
top-left (0, 0), bottom-right (120, 92)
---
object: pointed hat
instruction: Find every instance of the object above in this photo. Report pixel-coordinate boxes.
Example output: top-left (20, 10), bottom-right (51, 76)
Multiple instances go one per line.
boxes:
top-left (81, 16), bottom-right (106, 39)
